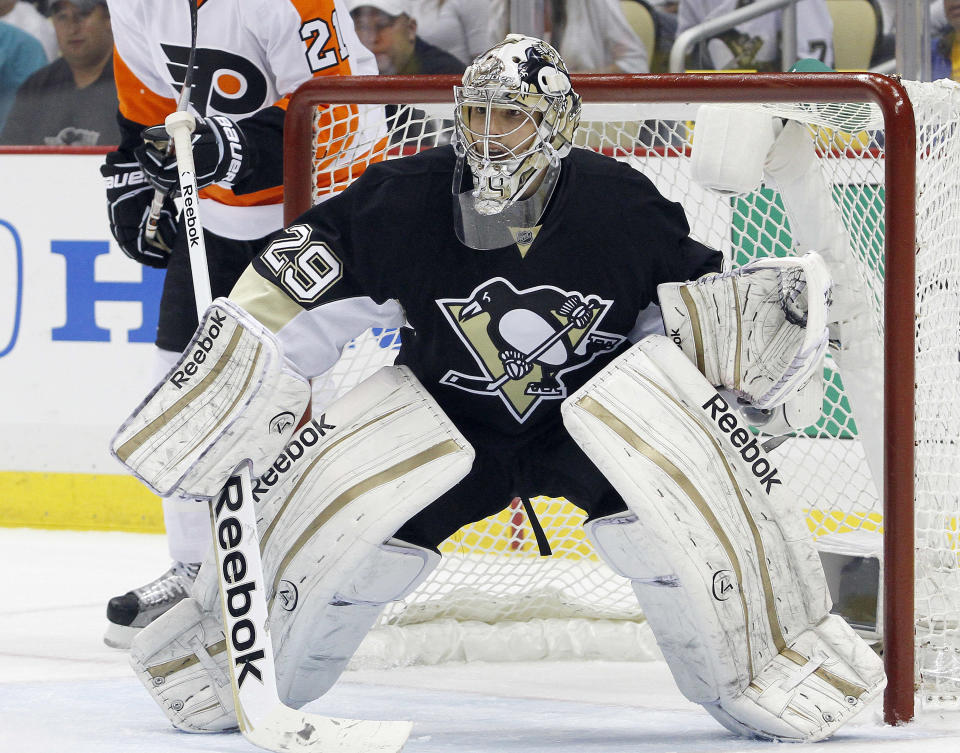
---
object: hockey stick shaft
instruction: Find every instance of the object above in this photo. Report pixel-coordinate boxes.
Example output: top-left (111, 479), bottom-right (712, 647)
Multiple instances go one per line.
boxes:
top-left (163, 112), bottom-right (410, 753)
top-left (165, 112), bottom-right (211, 315)
top-left (144, 0), bottom-right (198, 242)
top-left (164, 108), bottom-right (300, 745)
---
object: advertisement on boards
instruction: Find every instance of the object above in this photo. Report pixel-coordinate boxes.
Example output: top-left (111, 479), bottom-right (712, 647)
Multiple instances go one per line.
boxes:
top-left (0, 153), bottom-right (165, 529)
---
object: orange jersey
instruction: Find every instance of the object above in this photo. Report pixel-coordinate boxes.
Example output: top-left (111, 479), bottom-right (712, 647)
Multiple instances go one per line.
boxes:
top-left (109, 0), bottom-right (379, 239)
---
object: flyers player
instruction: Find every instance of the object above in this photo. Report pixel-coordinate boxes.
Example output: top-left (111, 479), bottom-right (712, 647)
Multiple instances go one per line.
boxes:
top-left (100, 0), bottom-right (380, 649)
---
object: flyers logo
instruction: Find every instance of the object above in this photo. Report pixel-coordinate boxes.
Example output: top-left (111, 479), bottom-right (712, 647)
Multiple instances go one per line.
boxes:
top-left (161, 45), bottom-right (268, 116)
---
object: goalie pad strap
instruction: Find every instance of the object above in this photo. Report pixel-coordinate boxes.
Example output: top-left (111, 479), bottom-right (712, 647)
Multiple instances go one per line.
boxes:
top-left (131, 365), bottom-right (473, 729)
top-left (112, 299), bottom-right (311, 498)
top-left (563, 336), bottom-right (884, 741)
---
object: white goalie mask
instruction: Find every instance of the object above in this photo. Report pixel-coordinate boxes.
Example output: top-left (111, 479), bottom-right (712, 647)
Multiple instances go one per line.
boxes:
top-left (453, 35), bottom-right (581, 250)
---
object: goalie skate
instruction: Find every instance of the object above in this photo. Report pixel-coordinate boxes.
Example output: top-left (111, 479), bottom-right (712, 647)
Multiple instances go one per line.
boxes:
top-left (104, 561), bottom-right (200, 649)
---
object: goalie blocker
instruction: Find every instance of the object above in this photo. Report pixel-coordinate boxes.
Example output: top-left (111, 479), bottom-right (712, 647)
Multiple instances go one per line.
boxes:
top-left (111, 299), bottom-right (312, 499)
top-left (562, 335), bottom-right (885, 742)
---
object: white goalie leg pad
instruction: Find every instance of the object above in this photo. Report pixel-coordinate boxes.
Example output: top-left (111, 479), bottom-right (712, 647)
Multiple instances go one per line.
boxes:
top-left (111, 298), bottom-right (311, 498)
top-left (271, 538), bottom-right (439, 707)
top-left (658, 252), bottom-right (831, 414)
top-left (563, 336), bottom-right (885, 741)
top-left (130, 539), bottom-right (437, 733)
top-left (129, 596), bottom-right (237, 732)
top-left (130, 365), bottom-right (473, 731)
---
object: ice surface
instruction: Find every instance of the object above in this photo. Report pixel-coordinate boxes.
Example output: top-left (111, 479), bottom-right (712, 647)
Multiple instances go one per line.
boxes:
top-left (1, 528), bottom-right (958, 753)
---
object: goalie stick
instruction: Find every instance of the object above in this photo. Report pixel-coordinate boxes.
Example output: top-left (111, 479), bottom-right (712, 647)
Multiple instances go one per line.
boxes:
top-left (163, 109), bottom-right (412, 753)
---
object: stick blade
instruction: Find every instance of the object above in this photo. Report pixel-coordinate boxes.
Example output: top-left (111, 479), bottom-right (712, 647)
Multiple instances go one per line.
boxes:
top-left (242, 706), bottom-right (412, 753)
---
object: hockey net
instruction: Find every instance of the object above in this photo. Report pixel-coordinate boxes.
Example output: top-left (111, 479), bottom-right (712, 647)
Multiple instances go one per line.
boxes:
top-left (284, 74), bottom-right (960, 718)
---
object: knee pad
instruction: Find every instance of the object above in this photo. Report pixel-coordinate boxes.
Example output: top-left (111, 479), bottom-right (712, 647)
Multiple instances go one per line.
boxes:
top-left (279, 539), bottom-right (439, 706)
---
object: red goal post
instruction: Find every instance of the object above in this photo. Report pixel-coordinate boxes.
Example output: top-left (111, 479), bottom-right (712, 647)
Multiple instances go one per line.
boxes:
top-left (283, 73), bottom-right (919, 724)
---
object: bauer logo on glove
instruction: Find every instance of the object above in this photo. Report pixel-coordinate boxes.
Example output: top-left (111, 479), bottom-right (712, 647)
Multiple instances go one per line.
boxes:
top-left (100, 155), bottom-right (178, 268)
top-left (136, 114), bottom-right (251, 194)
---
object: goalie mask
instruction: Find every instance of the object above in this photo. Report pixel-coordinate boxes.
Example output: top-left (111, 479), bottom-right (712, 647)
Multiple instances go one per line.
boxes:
top-left (453, 34), bottom-right (582, 250)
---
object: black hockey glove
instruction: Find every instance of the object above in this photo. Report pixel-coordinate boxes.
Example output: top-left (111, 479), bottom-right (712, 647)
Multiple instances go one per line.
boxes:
top-left (101, 154), bottom-right (178, 269)
top-left (135, 114), bottom-right (252, 193)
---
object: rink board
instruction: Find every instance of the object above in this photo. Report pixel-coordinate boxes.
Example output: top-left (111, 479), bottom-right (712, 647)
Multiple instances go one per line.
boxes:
top-left (0, 153), bottom-right (167, 530)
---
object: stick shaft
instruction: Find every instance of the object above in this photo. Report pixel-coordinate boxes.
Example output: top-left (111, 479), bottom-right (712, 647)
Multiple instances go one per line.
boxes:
top-left (143, 187), bottom-right (169, 242)
top-left (144, 0), bottom-right (198, 242)
top-left (161, 51), bottom-right (408, 753)
top-left (487, 318), bottom-right (579, 391)
top-left (165, 111), bottom-right (211, 315)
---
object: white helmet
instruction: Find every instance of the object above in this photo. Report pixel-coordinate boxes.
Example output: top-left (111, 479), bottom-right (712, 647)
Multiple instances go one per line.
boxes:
top-left (453, 35), bottom-right (581, 248)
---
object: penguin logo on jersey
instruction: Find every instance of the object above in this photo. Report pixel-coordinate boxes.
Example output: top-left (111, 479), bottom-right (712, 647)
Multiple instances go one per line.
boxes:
top-left (162, 45), bottom-right (268, 116)
top-left (438, 278), bottom-right (624, 422)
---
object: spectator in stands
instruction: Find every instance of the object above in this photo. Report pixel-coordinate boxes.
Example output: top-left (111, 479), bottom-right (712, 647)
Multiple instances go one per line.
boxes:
top-left (410, 0), bottom-right (495, 64)
top-left (932, 0), bottom-right (960, 80)
top-left (0, 20), bottom-right (45, 131)
top-left (0, 0), bottom-right (118, 145)
top-left (490, 0), bottom-right (649, 73)
top-left (676, 0), bottom-right (834, 71)
top-left (348, 0), bottom-right (466, 74)
top-left (646, 0), bottom-right (680, 61)
top-left (0, 0), bottom-right (57, 61)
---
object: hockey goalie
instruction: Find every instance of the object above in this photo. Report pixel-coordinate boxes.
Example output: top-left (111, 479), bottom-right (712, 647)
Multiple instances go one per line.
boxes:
top-left (111, 34), bottom-right (885, 745)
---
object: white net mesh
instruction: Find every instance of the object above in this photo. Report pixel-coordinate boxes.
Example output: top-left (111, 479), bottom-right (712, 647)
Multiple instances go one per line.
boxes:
top-left (302, 80), bottom-right (960, 706)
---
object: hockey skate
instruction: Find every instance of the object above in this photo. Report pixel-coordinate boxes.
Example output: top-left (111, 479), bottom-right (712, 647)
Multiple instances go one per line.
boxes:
top-left (103, 561), bottom-right (201, 649)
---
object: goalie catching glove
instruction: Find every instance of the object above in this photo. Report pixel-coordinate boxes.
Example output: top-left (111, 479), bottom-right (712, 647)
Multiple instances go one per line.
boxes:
top-left (658, 252), bottom-right (831, 427)
top-left (136, 114), bottom-right (252, 193)
top-left (111, 299), bottom-right (311, 498)
top-left (101, 154), bottom-right (178, 268)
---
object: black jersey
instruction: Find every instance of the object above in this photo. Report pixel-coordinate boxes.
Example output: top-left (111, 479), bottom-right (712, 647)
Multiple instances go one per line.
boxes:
top-left (234, 144), bottom-right (722, 446)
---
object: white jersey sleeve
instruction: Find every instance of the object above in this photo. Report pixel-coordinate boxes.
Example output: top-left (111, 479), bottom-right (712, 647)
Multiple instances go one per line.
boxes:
top-left (229, 265), bottom-right (405, 380)
top-left (107, 0), bottom-right (379, 239)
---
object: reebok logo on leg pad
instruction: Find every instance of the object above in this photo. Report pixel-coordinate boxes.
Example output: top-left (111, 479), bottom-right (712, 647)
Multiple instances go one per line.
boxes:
top-left (701, 393), bottom-right (781, 493)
